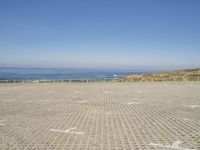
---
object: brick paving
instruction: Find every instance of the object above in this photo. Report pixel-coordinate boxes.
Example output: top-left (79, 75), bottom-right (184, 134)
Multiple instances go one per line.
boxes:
top-left (0, 82), bottom-right (200, 150)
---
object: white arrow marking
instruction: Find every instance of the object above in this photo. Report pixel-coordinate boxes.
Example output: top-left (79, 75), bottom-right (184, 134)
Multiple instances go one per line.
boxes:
top-left (189, 105), bottom-right (200, 108)
top-left (183, 118), bottom-right (189, 121)
top-left (104, 91), bottom-right (111, 93)
top-left (149, 141), bottom-right (195, 150)
top-left (77, 100), bottom-right (88, 103)
top-left (50, 127), bottom-right (84, 135)
top-left (127, 101), bottom-right (140, 105)
top-left (172, 141), bottom-right (182, 147)
top-left (0, 120), bottom-right (7, 126)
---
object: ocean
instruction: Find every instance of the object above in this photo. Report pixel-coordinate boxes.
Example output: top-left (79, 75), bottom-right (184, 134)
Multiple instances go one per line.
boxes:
top-left (0, 68), bottom-right (155, 80)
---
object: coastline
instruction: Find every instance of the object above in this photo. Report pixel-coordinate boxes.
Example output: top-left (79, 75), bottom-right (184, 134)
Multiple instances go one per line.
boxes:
top-left (1, 68), bottom-right (200, 83)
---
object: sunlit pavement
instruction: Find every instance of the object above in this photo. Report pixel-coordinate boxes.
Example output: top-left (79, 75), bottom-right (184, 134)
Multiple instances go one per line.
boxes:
top-left (0, 82), bottom-right (200, 150)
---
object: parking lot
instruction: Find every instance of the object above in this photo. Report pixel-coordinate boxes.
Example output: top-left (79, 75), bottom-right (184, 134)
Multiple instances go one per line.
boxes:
top-left (0, 82), bottom-right (200, 149)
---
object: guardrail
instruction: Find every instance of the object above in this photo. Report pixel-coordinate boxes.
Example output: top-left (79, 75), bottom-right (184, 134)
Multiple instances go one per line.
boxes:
top-left (0, 78), bottom-right (124, 83)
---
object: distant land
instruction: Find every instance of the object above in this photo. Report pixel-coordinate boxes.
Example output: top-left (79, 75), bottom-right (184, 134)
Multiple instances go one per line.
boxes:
top-left (124, 68), bottom-right (200, 82)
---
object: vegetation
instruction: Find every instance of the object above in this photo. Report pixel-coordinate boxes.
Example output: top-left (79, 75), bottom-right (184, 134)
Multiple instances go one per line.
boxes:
top-left (123, 68), bottom-right (200, 82)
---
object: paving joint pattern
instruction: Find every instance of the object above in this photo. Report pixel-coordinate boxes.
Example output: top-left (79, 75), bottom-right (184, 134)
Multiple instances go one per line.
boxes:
top-left (0, 83), bottom-right (200, 149)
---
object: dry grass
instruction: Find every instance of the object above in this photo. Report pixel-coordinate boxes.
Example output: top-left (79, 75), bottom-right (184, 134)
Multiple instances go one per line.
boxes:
top-left (124, 68), bottom-right (200, 82)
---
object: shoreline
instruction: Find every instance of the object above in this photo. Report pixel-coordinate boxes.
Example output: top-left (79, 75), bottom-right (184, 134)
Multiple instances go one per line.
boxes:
top-left (1, 68), bottom-right (200, 83)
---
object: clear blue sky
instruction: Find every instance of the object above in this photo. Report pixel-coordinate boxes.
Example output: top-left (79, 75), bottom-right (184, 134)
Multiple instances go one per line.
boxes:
top-left (0, 0), bottom-right (200, 70)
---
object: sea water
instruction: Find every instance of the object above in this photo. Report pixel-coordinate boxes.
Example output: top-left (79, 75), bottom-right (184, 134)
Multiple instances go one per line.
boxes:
top-left (0, 68), bottom-right (155, 80)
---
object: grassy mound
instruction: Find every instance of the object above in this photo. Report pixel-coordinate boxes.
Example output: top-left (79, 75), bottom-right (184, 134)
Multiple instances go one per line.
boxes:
top-left (124, 68), bottom-right (200, 82)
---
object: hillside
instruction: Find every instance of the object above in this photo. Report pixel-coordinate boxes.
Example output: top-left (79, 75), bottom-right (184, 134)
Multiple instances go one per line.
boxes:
top-left (123, 68), bottom-right (200, 82)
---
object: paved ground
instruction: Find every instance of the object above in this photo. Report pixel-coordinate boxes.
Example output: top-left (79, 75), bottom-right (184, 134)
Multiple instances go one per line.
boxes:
top-left (0, 82), bottom-right (200, 150)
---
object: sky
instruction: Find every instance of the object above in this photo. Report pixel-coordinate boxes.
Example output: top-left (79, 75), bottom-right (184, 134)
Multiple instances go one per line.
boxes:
top-left (0, 0), bottom-right (200, 70)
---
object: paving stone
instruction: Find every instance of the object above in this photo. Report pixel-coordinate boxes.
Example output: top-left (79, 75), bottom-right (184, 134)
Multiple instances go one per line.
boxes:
top-left (0, 82), bottom-right (200, 149)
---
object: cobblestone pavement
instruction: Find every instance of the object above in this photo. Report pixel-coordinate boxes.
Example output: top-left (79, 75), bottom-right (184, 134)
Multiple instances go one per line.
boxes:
top-left (0, 82), bottom-right (200, 150)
